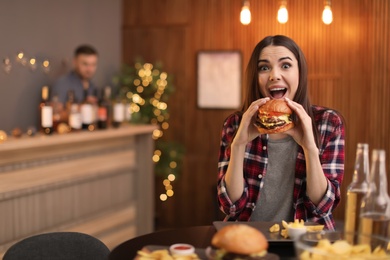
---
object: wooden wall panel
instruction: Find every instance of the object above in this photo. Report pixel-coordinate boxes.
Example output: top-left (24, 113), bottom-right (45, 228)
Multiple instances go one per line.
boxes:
top-left (123, 0), bottom-right (189, 26)
top-left (368, 0), bottom-right (390, 151)
top-left (123, 0), bottom-right (390, 228)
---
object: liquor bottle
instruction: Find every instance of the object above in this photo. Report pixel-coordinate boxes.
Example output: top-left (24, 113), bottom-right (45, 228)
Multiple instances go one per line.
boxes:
top-left (344, 143), bottom-right (369, 241)
top-left (104, 86), bottom-right (113, 127)
top-left (39, 85), bottom-right (53, 135)
top-left (124, 99), bottom-right (132, 122)
top-left (68, 104), bottom-right (82, 132)
top-left (112, 96), bottom-right (125, 128)
top-left (97, 101), bottom-right (107, 129)
top-left (65, 90), bottom-right (75, 117)
top-left (80, 89), bottom-right (95, 131)
top-left (92, 88), bottom-right (99, 128)
top-left (52, 95), bottom-right (62, 132)
top-left (359, 149), bottom-right (390, 239)
top-left (97, 86), bottom-right (112, 129)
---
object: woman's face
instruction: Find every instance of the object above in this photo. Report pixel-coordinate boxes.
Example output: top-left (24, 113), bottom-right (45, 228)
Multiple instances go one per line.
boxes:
top-left (257, 45), bottom-right (299, 100)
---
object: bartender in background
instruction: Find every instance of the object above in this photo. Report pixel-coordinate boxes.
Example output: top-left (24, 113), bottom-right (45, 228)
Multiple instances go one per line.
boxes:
top-left (52, 44), bottom-right (98, 104)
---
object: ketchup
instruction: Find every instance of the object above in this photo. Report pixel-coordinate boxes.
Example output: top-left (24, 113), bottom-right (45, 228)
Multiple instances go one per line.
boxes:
top-left (169, 243), bottom-right (195, 256)
top-left (173, 245), bottom-right (192, 250)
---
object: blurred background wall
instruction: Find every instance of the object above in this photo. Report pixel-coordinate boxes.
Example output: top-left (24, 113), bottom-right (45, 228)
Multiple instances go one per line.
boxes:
top-left (121, 0), bottom-right (390, 229)
top-left (0, 0), bottom-right (121, 133)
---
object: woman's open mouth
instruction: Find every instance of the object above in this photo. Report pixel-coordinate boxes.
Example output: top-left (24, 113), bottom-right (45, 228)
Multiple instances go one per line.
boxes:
top-left (269, 87), bottom-right (287, 99)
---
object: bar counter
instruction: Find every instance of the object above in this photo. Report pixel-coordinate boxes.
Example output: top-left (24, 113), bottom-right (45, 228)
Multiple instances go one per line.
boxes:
top-left (0, 124), bottom-right (157, 256)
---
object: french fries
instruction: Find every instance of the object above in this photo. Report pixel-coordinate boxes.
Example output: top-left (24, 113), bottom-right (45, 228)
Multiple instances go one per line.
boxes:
top-left (270, 219), bottom-right (324, 239)
top-left (269, 223), bottom-right (280, 233)
top-left (137, 249), bottom-right (173, 260)
top-left (299, 239), bottom-right (390, 259)
top-left (281, 229), bottom-right (289, 239)
top-left (289, 219), bottom-right (305, 228)
top-left (136, 249), bottom-right (200, 260)
top-left (282, 220), bottom-right (289, 229)
top-left (306, 225), bottom-right (325, 232)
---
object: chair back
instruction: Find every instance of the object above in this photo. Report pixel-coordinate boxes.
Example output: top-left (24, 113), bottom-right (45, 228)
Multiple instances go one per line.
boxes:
top-left (3, 232), bottom-right (110, 260)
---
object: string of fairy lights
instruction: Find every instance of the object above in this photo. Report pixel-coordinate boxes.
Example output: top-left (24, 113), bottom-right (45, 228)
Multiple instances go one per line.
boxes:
top-left (2, 51), bottom-right (51, 74)
top-left (122, 62), bottom-right (181, 202)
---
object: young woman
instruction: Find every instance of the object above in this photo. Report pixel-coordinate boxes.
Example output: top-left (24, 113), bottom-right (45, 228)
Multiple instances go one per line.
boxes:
top-left (217, 35), bottom-right (345, 230)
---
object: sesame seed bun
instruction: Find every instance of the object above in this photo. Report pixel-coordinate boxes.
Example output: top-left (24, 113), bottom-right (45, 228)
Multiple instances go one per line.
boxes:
top-left (211, 224), bottom-right (268, 255)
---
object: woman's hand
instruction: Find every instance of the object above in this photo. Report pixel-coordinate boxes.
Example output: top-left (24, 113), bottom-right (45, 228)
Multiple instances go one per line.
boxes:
top-left (232, 97), bottom-right (270, 147)
top-left (284, 98), bottom-right (328, 206)
top-left (225, 97), bottom-right (269, 203)
top-left (284, 97), bottom-right (317, 152)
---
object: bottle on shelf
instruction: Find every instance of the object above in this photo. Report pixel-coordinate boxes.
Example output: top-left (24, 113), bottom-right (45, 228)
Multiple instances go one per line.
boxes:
top-left (65, 90), bottom-right (75, 119)
top-left (104, 86), bottom-right (113, 127)
top-left (344, 143), bottom-right (369, 242)
top-left (92, 88), bottom-right (99, 129)
top-left (97, 86), bottom-right (112, 129)
top-left (68, 103), bottom-right (82, 132)
top-left (124, 98), bottom-right (132, 122)
top-left (52, 95), bottom-right (62, 132)
top-left (39, 85), bottom-right (53, 135)
top-left (65, 90), bottom-right (82, 132)
top-left (359, 149), bottom-right (390, 239)
top-left (112, 96), bottom-right (125, 128)
top-left (80, 89), bottom-right (95, 131)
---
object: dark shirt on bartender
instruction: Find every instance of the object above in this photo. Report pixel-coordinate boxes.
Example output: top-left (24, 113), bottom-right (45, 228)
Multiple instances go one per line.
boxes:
top-left (51, 71), bottom-right (97, 104)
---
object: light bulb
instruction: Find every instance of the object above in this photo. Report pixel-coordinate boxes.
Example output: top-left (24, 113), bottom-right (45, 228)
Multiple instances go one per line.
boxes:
top-left (17, 52), bottom-right (24, 60)
top-left (42, 59), bottom-right (50, 74)
top-left (240, 1), bottom-right (251, 25)
top-left (29, 57), bottom-right (37, 71)
top-left (16, 51), bottom-right (27, 66)
top-left (322, 5), bottom-right (333, 25)
top-left (277, 4), bottom-right (288, 24)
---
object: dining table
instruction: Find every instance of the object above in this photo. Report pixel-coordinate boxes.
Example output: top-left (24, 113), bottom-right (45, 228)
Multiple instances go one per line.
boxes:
top-left (109, 222), bottom-right (298, 260)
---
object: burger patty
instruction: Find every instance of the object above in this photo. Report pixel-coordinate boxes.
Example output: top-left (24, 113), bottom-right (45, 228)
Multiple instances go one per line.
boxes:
top-left (256, 116), bottom-right (289, 130)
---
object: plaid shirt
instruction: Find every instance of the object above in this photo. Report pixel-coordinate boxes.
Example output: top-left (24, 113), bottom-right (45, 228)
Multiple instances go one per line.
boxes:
top-left (217, 106), bottom-right (345, 230)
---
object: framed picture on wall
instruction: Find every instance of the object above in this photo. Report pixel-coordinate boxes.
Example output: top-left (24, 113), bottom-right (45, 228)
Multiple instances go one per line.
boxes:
top-left (197, 51), bottom-right (242, 109)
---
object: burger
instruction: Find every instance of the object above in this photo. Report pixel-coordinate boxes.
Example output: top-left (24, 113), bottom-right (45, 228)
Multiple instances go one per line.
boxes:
top-left (211, 224), bottom-right (273, 260)
top-left (254, 99), bottom-right (294, 134)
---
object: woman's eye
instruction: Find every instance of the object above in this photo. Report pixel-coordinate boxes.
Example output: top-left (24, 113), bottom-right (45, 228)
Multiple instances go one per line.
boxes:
top-left (258, 65), bottom-right (269, 71)
top-left (282, 63), bottom-right (291, 69)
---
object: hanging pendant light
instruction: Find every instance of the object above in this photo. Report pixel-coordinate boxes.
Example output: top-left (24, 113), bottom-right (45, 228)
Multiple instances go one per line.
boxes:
top-left (240, 0), bottom-right (251, 25)
top-left (322, 0), bottom-right (333, 25)
top-left (277, 0), bottom-right (288, 24)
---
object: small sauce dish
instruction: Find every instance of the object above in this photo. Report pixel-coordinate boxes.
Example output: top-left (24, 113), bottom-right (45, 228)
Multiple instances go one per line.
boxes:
top-left (287, 226), bottom-right (307, 240)
top-left (169, 243), bottom-right (195, 256)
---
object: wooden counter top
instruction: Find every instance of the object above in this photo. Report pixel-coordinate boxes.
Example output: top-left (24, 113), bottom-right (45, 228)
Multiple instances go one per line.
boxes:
top-left (0, 124), bottom-right (157, 151)
top-left (0, 124), bottom-right (157, 172)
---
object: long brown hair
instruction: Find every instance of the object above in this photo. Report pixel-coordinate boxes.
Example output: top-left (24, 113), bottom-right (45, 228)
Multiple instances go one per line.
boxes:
top-left (242, 35), bottom-right (319, 147)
